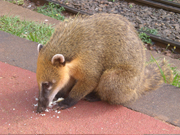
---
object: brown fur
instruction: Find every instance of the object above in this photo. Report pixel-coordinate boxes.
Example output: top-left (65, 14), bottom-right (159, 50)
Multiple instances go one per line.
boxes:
top-left (36, 13), bottom-right (173, 112)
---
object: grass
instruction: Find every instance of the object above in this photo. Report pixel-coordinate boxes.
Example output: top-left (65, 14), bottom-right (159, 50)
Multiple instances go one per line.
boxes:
top-left (139, 27), bottom-right (159, 44)
top-left (36, 2), bottom-right (65, 21)
top-left (140, 27), bottom-right (158, 35)
top-left (170, 66), bottom-right (180, 87)
top-left (147, 56), bottom-right (180, 87)
top-left (5, 0), bottom-right (24, 5)
top-left (139, 32), bottom-right (152, 44)
top-left (0, 15), bottom-right (55, 44)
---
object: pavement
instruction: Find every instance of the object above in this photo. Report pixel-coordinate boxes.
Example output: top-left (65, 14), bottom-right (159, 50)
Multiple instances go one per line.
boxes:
top-left (0, 1), bottom-right (180, 134)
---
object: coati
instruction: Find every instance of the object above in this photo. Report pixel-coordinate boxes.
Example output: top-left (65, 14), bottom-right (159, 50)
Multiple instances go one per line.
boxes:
top-left (36, 13), bottom-right (173, 113)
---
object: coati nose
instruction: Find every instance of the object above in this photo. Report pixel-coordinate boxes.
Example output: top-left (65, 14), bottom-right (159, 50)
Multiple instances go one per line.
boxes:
top-left (36, 106), bottom-right (46, 113)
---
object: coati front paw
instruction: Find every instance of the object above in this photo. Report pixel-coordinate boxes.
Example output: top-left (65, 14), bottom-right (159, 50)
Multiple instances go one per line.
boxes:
top-left (53, 103), bottom-right (69, 110)
top-left (84, 92), bottom-right (101, 102)
top-left (53, 97), bottom-right (78, 110)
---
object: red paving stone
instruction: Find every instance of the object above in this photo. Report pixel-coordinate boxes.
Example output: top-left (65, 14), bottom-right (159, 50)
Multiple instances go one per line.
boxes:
top-left (0, 61), bottom-right (180, 134)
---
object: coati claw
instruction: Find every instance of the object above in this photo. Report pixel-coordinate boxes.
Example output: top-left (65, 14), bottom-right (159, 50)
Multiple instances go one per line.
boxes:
top-left (53, 103), bottom-right (69, 110)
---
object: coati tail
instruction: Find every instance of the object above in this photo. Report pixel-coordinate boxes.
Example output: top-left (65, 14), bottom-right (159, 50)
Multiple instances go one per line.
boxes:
top-left (141, 59), bottom-right (173, 93)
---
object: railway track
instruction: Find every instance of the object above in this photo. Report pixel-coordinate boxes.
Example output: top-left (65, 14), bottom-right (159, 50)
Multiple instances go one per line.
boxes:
top-left (45, 0), bottom-right (180, 55)
top-left (133, 0), bottom-right (180, 14)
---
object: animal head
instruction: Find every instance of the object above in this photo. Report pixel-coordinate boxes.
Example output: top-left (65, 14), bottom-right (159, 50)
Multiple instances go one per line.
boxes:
top-left (36, 44), bottom-right (70, 113)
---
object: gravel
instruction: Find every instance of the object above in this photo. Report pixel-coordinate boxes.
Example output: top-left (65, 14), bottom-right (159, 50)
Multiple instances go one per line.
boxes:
top-left (54, 0), bottom-right (180, 43)
top-left (8, 0), bottom-right (180, 42)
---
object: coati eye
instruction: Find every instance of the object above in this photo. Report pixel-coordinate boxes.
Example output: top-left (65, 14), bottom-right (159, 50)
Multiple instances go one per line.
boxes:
top-left (42, 82), bottom-right (52, 90)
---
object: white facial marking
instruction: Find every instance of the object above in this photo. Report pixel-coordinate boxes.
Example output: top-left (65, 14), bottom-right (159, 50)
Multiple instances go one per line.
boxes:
top-left (48, 83), bottom-right (65, 105)
top-left (48, 74), bottom-right (70, 105)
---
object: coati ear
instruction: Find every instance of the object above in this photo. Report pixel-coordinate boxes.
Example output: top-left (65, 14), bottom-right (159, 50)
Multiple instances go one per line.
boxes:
top-left (37, 44), bottom-right (43, 53)
top-left (51, 54), bottom-right (65, 65)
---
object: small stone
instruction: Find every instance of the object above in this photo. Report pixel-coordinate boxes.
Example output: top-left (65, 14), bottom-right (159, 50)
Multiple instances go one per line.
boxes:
top-left (175, 36), bottom-right (180, 39)
top-left (95, 7), bottom-right (99, 12)
top-left (136, 16), bottom-right (142, 24)
top-left (173, 24), bottom-right (179, 31)
top-left (163, 29), bottom-right (171, 37)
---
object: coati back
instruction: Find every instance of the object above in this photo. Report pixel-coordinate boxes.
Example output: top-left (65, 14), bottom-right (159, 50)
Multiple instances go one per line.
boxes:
top-left (36, 13), bottom-right (173, 113)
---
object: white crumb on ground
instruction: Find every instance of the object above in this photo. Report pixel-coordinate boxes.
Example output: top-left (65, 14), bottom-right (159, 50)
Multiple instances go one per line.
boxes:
top-left (40, 114), bottom-right (46, 116)
top-left (45, 109), bottom-right (50, 112)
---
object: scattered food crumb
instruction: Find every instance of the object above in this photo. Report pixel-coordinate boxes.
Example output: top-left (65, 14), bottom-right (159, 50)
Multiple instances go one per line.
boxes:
top-left (35, 98), bottom-right (38, 101)
top-left (48, 101), bottom-right (57, 108)
top-left (45, 109), bottom-right (50, 112)
top-left (40, 114), bottom-right (46, 116)
top-left (33, 103), bottom-right (38, 107)
top-left (48, 97), bottom-right (64, 108)
top-left (56, 97), bottom-right (64, 102)
top-left (58, 111), bottom-right (61, 114)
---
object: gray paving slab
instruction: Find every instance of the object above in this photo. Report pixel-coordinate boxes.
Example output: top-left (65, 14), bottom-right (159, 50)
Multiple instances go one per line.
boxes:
top-left (125, 84), bottom-right (180, 127)
top-left (0, 30), bottom-right (38, 72)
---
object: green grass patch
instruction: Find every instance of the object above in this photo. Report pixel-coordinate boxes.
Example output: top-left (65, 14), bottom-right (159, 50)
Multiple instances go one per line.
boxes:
top-left (36, 2), bottom-right (65, 21)
top-left (0, 15), bottom-right (55, 44)
top-left (139, 32), bottom-right (152, 44)
top-left (139, 27), bottom-right (159, 44)
top-left (5, 0), bottom-right (24, 5)
top-left (140, 27), bottom-right (158, 35)
top-left (171, 67), bottom-right (180, 87)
